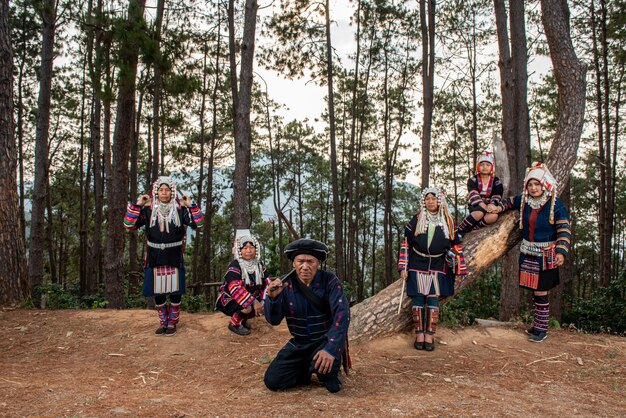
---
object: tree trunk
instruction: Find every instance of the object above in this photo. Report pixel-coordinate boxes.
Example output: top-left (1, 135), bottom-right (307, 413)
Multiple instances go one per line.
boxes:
top-left (45, 181), bottom-right (57, 284)
top-left (103, 0), bottom-right (146, 309)
top-left (229, 0), bottom-right (257, 230)
top-left (28, 0), bottom-right (56, 305)
top-left (351, 0), bottom-right (586, 340)
top-left (323, 0), bottom-right (344, 278)
top-left (419, 0), bottom-right (435, 189)
top-left (150, 0), bottom-right (165, 182)
top-left (0, 0), bottom-right (29, 305)
top-left (494, 0), bottom-right (530, 321)
top-left (128, 80), bottom-right (144, 287)
top-left (192, 41), bottom-right (209, 283)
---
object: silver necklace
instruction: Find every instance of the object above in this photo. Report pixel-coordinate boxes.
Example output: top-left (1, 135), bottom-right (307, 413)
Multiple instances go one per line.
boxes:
top-left (526, 193), bottom-right (549, 209)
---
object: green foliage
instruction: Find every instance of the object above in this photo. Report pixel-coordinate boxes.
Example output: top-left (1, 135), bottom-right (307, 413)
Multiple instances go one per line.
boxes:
top-left (182, 294), bottom-right (208, 313)
top-left (563, 272), bottom-right (626, 335)
top-left (35, 283), bottom-right (107, 309)
top-left (440, 269), bottom-right (501, 327)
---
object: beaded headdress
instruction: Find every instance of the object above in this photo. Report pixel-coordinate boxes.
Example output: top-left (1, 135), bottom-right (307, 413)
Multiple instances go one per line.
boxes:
top-left (149, 176), bottom-right (181, 232)
top-left (233, 231), bottom-right (263, 286)
top-left (415, 187), bottom-right (456, 239)
top-left (520, 162), bottom-right (558, 227)
top-left (476, 151), bottom-right (495, 176)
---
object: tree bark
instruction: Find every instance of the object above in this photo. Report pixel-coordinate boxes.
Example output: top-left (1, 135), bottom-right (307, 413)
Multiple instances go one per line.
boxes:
top-left (324, 0), bottom-right (344, 278)
top-left (28, 0), bottom-right (56, 305)
top-left (103, 0), bottom-right (146, 309)
top-left (229, 0), bottom-right (257, 230)
top-left (351, 0), bottom-right (586, 340)
top-left (419, 0), bottom-right (435, 189)
top-left (0, 0), bottom-right (29, 305)
top-left (494, 0), bottom-right (530, 321)
top-left (151, 0), bottom-right (165, 182)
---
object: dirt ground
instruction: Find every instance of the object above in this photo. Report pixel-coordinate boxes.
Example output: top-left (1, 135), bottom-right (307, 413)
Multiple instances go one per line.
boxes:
top-left (0, 309), bottom-right (624, 417)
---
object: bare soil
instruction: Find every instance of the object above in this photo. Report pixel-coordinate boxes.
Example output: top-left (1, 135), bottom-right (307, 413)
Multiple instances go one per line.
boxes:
top-left (0, 309), bottom-right (624, 417)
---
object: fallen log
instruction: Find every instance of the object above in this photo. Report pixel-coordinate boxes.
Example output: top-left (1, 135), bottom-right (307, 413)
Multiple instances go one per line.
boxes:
top-left (349, 211), bottom-right (521, 341)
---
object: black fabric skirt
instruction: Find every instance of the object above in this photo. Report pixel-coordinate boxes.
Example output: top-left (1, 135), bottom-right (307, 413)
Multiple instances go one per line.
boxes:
top-left (518, 253), bottom-right (560, 291)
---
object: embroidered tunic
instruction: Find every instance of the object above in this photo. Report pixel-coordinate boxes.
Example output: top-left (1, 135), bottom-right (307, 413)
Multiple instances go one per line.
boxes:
top-left (467, 175), bottom-right (504, 208)
top-left (501, 195), bottom-right (571, 290)
top-left (124, 202), bottom-right (204, 295)
top-left (397, 213), bottom-right (456, 297)
top-left (216, 260), bottom-right (270, 312)
top-left (264, 270), bottom-right (350, 360)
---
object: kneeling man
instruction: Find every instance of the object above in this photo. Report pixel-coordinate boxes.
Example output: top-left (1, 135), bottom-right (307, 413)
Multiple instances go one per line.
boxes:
top-left (264, 239), bottom-right (350, 393)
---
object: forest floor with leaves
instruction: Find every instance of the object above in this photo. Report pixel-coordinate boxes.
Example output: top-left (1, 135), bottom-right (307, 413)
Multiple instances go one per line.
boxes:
top-left (0, 308), bottom-right (624, 417)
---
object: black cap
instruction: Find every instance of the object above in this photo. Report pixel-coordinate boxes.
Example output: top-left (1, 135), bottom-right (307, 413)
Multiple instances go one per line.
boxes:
top-left (284, 239), bottom-right (329, 262)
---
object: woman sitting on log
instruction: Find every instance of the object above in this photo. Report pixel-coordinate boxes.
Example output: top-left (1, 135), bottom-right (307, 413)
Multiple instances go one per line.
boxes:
top-left (456, 150), bottom-right (504, 240)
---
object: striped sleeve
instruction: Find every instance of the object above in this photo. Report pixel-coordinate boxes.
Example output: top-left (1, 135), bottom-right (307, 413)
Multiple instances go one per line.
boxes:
top-left (397, 238), bottom-right (409, 271)
top-left (123, 202), bottom-right (144, 230)
top-left (184, 204), bottom-right (205, 229)
top-left (224, 262), bottom-right (254, 308)
top-left (554, 199), bottom-right (571, 257)
top-left (467, 177), bottom-right (482, 206)
top-left (501, 194), bottom-right (522, 212)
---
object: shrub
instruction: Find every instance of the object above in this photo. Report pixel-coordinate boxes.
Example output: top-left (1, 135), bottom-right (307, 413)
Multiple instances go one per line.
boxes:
top-left (441, 270), bottom-right (501, 327)
top-left (563, 272), bottom-right (626, 335)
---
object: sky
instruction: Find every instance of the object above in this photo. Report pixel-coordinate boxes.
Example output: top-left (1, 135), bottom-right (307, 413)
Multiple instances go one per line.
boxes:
top-left (252, 1), bottom-right (554, 187)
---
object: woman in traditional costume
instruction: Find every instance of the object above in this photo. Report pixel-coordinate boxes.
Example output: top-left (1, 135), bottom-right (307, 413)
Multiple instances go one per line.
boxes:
top-left (124, 176), bottom-right (204, 336)
top-left (495, 163), bottom-right (571, 342)
top-left (215, 234), bottom-right (269, 335)
top-left (398, 188), bottom-right (466, 351)
top-left (456, 151), bottom-right (504, 239)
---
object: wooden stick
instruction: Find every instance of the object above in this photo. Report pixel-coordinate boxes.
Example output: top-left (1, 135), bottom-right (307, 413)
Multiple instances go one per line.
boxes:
top-left (525, 353), bottom-right (565, 366)
top-left (397, 279), bottom-right (406, 315)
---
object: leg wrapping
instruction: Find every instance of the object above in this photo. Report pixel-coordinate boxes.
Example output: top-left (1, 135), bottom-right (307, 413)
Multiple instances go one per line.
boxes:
top-left (412, 306), bottom-right (424, 333)
top-left (156, 303), bottom-right (168, 327)
top-left (426, 307), bottom-right (439, 335)
top-left (168, 302), bottom-right (181, 325)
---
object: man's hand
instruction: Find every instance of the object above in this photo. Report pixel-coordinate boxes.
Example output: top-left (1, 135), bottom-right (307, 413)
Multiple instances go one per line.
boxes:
top-left (400, 270), bottom-right (408, 281)
top-left (266, 278), bottom-right (285, 300)
top-left (137, 194), bottom-right (151, 206)
top-left (253, 299), bottom-right (264, 316)
top-left (486, 203), bottom-right (497, 213)
top-left (313, 349), bottom-right (335, 375)
top-left (554, 253), bottom-right (565, 267)
top-left (180, 195), bottom-right (192, 207)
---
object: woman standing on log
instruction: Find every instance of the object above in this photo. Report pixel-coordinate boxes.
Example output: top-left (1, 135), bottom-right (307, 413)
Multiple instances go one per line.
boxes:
top-left (398, 188), bottom-right (466, 351)
top-left (494, 163), bottom-right (571, 343)
top-left (124, 176), bottom-right (204, 336)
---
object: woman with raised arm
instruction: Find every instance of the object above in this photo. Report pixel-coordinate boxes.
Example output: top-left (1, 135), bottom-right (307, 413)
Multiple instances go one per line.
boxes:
top-left (124, 176), bottom-right (204, 336)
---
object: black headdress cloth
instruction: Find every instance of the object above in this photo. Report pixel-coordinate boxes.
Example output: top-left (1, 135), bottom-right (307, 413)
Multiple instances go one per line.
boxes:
top-left (284, 239), bottom-right (329, 262)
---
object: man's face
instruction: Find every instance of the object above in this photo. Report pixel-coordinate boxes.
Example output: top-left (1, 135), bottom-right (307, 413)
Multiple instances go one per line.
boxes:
top-left (293, 254), bottom-right (320, 283)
